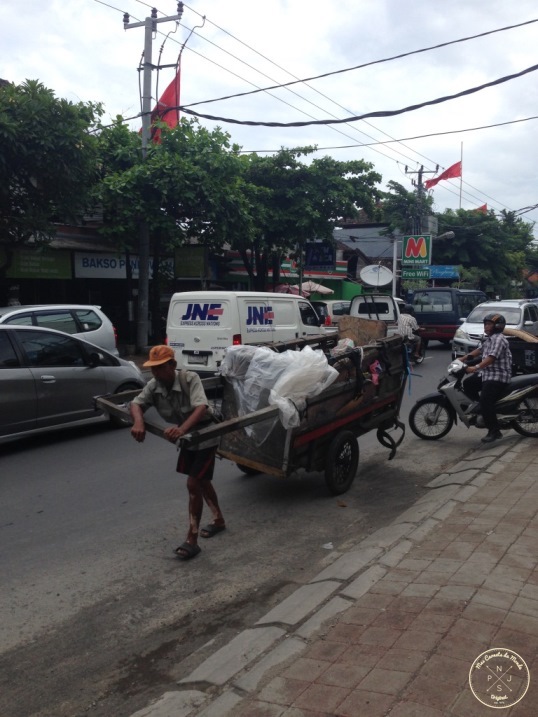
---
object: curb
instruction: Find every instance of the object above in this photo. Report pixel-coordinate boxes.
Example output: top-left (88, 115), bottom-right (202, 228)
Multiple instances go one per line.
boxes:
top-left (129, 436), bottom-right (522, 717)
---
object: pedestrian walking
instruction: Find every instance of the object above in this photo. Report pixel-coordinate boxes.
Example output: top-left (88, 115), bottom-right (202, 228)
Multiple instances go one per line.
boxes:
top-left (130, 345), bottom-right (225, 560)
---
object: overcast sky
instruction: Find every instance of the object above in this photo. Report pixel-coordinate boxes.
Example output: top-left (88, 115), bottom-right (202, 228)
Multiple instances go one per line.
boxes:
top-left (3, 0), bottom-right (538, 235)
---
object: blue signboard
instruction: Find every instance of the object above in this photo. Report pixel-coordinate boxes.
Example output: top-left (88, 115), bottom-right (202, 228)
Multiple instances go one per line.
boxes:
top-left (427, 265), bottom-right (459, 279)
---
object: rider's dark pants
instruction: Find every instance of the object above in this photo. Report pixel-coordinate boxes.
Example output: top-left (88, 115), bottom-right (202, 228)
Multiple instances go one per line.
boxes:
top-left (463, 374), bottom-right (508, 432)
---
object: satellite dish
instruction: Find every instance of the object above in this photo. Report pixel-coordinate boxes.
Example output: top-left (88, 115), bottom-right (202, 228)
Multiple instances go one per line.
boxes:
top-left (359, 264), bottom-right (394, 287)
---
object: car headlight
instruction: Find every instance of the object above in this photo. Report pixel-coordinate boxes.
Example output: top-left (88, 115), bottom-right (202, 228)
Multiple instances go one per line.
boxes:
top-left (454, 328), bottom-right (469, 340)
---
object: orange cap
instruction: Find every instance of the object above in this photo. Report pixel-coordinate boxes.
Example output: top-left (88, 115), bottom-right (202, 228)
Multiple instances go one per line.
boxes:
top-left (143, 345), bottom-right (175, 367)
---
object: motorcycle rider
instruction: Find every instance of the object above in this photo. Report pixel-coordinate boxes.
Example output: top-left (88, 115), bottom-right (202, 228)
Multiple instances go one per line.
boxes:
top-left (461, 313), bottom-right (512, 443)
top-left (397, 304), bottom-right (423, 360)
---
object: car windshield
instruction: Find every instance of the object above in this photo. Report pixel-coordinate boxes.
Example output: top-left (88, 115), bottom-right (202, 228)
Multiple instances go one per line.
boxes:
top-left (466, 306), bottom-right (521, 325)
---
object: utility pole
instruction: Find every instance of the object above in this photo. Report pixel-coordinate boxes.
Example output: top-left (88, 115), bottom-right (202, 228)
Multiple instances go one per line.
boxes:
top-left (123, 3), bottom-right (184, 351)
top-left (405, 164), bottom-right (437, 234)
top-left (390, 165), bottom-right (439, 297)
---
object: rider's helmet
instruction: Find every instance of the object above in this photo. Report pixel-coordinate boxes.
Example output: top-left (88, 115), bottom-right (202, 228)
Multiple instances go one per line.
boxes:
top-left (483, 312), bottom-right (506, 333)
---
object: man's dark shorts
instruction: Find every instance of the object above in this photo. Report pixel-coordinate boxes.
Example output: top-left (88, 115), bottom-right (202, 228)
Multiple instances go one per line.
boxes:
top-left (177, 446), bottom-right (217, 480)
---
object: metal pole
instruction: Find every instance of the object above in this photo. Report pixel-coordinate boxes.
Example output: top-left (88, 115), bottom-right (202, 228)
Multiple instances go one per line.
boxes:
top-left (136, 15), bottom-right (154, 351)
top-left (123, 5), bottom-right (184, 351)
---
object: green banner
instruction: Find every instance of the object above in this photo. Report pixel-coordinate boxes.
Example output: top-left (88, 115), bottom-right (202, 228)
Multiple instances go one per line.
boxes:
top-left (5, 248), bottom-right (72, 279)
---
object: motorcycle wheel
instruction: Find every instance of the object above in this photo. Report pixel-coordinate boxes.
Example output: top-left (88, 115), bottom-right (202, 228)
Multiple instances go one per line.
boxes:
top-left (511, 396), bottom-right (538, 437)
top-left (409, 397), bottom-right (454, 440)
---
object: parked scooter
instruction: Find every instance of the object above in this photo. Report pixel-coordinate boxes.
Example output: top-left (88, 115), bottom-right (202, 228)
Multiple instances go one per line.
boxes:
top-left (409, 359), bottom-right (538, 440)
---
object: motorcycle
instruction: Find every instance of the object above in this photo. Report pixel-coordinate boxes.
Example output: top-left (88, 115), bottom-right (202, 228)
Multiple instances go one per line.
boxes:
top-left (409, 359), bottom-right (538, 440)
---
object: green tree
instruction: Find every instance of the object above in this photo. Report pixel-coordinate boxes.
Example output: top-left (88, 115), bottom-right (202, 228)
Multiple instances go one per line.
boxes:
top-left (379, 180), bottom-right (434, 233)
top-left (95, 118), bottom-right (254, 339)
top-left (435, 209), bottom-right (534, 295)
top-left (0, 80), bottom-right (102, 244)
top-left (238, 148), bottom-right (382, 290)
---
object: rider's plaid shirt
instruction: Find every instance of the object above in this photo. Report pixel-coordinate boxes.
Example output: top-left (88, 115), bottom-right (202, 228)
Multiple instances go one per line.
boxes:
top-left (479, 332), bottom-right (512, 383)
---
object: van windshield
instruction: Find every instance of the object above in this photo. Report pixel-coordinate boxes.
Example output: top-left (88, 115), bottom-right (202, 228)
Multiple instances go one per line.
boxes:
top-left (412, 291), bottom-right (453, 312)
top-left (467, 306), bottom-right (521, 325)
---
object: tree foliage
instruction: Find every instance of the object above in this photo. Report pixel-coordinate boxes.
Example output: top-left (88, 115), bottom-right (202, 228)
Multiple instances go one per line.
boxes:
top-left (0, 80), bottom-right (102, 243)
top-left (96, 124), bottom-right (382, 290)
top-left (95, 118), bottom-right (253, 254)
top-left (435, 208), bottom-right (535, 293)
top-left (379, 181), bottom-right (535, 294)
top-left (379, 180), bottom-right (434, 234)
top-left (237, 148), bottom-right (382, 289)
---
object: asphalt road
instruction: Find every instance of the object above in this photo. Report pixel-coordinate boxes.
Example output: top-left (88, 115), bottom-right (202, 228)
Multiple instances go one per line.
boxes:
top-left (0, 344), bottom-right (486, 717)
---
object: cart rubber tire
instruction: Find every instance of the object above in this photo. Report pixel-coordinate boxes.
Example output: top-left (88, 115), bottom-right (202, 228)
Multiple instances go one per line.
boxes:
top-left (109, 383), bottom-right (142, 428)
top-left (511, 395), bottom-right (538, 437)
top-left (409, 397), bottom-right (454, 440)
top-left (236, 463), bottom-right (261, 476)
top-left (325, 430), bottom-right (359, 495)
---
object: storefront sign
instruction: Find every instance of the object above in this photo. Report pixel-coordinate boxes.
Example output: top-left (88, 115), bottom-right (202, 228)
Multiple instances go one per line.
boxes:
top-left (402, 235), bottom-right (432, 266)
top-left (5, 248), bottom-right (72, 279)
top-left (74, 252), bottom-right (173, 279)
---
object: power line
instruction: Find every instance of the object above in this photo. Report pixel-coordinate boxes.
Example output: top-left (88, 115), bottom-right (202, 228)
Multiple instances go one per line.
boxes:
top-left (238, 115), bottom-right (538, 154)
top-left (93, 1), bottom-right (531, 218)
top-left (178, 62), bottom-right (538, 127)
top-left (180, 12), bottom-right (538, 109)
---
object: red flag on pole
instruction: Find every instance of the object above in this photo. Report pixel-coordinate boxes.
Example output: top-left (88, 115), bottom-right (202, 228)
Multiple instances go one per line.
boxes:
top-left (149, 65), bottom-right (181, 142)
top-left (474, 204), bottom-right (487, 214)
top-left (424, 161), bottom-right (462, 190)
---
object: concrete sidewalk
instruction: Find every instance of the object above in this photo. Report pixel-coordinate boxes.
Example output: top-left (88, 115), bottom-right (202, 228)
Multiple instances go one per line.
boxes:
top-left (131, 435), bottom-right (537, 717)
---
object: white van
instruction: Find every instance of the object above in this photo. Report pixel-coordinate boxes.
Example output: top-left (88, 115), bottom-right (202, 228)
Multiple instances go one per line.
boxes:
top-left (166, 291), bottom-right (325, 374)
top-left (349, 294), bottom-right (400, 336)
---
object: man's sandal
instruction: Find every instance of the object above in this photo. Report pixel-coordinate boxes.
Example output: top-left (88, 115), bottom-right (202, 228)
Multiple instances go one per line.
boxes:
top-left (200, 524), bottom-right (226, 539)
top-left (174, 542), bottom-right (201, 560)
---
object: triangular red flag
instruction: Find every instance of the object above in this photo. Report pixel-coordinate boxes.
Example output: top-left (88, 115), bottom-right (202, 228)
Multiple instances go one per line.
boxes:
top-left (424, 161), bottom-right (462, 190)
top-left (474, 204), bottom-right (487, 214)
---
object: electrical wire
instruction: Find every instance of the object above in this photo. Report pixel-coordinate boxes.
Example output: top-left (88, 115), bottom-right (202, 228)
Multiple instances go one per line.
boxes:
top-left (177, 62), bottom-right (538, 127)
top-left (180, 10), bottom-right (538, 108)
top-left (93, 0), bottom-right (534, 220)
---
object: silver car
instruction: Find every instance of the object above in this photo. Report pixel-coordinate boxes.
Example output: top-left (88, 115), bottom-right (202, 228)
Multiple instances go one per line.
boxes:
top-left (452, 299), bottom-right (538, 356)
top-left (0, 304), bottom-right (119, 356)
top-left (0, 325), bottom-right (144, 443)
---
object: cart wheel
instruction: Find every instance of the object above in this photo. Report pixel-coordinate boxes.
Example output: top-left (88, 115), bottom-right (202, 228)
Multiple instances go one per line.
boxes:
top-left (325, 431), bottom-right (359, 495)
top-left (236, 463), bottom-right (260, 476)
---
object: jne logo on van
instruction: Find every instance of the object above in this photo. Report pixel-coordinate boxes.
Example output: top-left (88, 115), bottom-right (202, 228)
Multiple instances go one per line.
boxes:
top-left (181, 303), bottom-right (224, 321)
top-left (247, 306), bottom-right (274, 325)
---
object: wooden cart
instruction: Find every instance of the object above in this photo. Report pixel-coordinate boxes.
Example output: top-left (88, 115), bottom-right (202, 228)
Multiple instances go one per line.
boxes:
top-left (96, 333), bottom-right (407, 495)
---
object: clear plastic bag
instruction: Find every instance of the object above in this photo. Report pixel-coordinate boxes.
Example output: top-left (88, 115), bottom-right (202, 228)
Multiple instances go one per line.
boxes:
top-left (219, 344), bottom-right (339, 442)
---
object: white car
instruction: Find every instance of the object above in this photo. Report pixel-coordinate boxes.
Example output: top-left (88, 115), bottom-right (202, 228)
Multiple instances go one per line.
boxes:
top-left (0, 304), bottom-right (119, 356)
